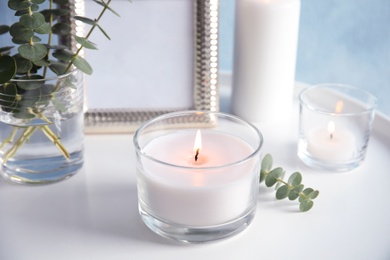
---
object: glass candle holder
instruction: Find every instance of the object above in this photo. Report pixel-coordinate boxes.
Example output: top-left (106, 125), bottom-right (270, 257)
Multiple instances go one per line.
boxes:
top-left (133, 111), bottom-right (263, 243)
top-left (298, 84), bottom-right (377, 172)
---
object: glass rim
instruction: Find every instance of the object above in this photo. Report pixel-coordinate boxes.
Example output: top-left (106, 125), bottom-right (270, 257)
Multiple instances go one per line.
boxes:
top-left (299, 83), bottom-right (377, 116)
top-left (133, 110), bottom-right (263, 170)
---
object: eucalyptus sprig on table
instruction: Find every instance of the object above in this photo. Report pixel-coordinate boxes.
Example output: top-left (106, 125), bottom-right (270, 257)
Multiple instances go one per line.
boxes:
top-left (260, 154), bottom-right (319, 212)
top-left (0, 0), bottom-right (121, 162)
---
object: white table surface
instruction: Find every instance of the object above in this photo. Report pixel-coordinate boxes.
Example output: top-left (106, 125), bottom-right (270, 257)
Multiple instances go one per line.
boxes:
top-left (1, 87), bottom-right (390, 260)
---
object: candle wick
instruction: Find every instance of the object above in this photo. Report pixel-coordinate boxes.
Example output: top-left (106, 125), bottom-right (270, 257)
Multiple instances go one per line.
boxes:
top-left (195, 149), bottom-right (200, 162)
top-left (330, 133), bottom-right (333, 139)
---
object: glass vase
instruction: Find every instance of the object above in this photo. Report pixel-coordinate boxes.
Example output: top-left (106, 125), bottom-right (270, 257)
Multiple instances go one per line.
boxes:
top-left (0, 69), bottom-right (84, 184)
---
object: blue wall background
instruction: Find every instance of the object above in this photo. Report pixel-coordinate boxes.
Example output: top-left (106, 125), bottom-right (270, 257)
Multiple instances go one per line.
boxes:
top-left (219, 0), bottom-right (390, 115)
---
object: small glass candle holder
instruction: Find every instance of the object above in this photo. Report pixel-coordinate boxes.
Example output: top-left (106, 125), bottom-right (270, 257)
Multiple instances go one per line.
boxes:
top-left (133, 111), bottom-right (263, 243)
top-left (298, 84), bottom-right (377, 172)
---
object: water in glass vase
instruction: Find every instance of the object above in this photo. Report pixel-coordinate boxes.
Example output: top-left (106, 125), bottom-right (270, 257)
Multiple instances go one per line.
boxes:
top-left (0, 112), bottom-right (84, 184)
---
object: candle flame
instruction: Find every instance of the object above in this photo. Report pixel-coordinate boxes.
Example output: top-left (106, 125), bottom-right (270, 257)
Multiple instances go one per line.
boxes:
top-left (335, 100), bottom-right (344, 114)
top-left (328, 121), bottom-right (335, 139)
top-left (193, 130), bottom-right (202, 161)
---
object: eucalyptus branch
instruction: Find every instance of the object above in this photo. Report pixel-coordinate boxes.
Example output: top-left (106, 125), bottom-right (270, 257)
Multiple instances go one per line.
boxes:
top-left (260, 154), bottom-right (319, 212)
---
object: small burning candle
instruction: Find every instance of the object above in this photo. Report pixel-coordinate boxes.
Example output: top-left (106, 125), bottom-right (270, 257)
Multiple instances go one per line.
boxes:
top-left (306, 121), bottom-right (356, 162)
top-left (298, 84), bottom-right (376, 171)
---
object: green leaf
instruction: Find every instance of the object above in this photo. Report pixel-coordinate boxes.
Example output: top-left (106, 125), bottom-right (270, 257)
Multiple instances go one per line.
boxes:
top-left (33, 59), bottom-right (50, 67)
top-left (288, 184), bottom-right (304, 201)
top-left (97, 24), bottom-right (111, 40)
top-left (13, 54), bottom-right (33, 74)
top-left (18, 43), bottom-right (47, 61)
top-left (32, 0), bottom-right (45, 4)
top-left (299, 188), bottom-right (314, 202)
top-left (275, 185), bottom-right (290, 200)
top-left (92, 0), bottom-right (120, 17)
top-left (10, 22), bottom-right (34, 42)
top-left (0, 25), bottom-right (9, 35)
top-left (49, 61), bottom-right (68, 75)
top-left (52, 23), bottom-right (71, 35)
top-left (40, 9), bottom-right (70, 22)
top-left (0, 46), bottom-right (14, 55)
top-left (0, 56), bottom-right (17, 84)
top-left (43, 44), bottom-right (68, 50)
top-left (300, 200), bottom-right (314, 212)
top-left (20, 12), bottom-right (45, 29)
top-left (34, 22), bottom-right (51, 34)
top-left (74, 35), bottom-right (98, 50)
top-left (261, 154), bottom-right (273, 172)
top-left (309, 190), bottom-right (320, 200)
top-left (265, 167), bottom-right (284, 187)
top-left (52, 49), bottom-right (74, 61)
top-left (73, 55), bottom-right (92, 75)
top-left (8, 0), bottom-right (31, 11)
top-left (74, 16), bottom-right (96, 26)
top-left (16, 75), bottom-right (45, 90)
top-left (288, 172), bottom-right (302, 186)
top-left (0, 82), bottom-right (18, 111)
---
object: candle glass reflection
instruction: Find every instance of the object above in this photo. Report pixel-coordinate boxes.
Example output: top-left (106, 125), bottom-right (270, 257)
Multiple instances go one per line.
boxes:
top-left (298, 84), bottom-right (377, 172)
top-left (133, 111), bottom-right (263, 243)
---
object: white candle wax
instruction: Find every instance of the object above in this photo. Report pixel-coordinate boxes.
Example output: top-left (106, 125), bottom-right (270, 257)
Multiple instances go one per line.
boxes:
top-left (306, 123), bottom-right (356, 162)
top-left (232, 0), bottom-right (301, 123)
top-left (137, 131), bottom-right (258, 227)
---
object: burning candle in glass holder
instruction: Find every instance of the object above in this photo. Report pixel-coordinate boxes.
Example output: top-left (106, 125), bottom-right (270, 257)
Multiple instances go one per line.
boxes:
top-left (298, 84), bottom-right (376, 172)
top-left (133, 111), bottom-right (263, 243)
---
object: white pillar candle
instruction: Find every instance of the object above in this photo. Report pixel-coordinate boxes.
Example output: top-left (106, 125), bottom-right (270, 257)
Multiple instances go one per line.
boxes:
top-left (137, 130), bottom-right (258, 227)
top-left (307, 121), bottom-right (357, 162)
top-left (232, 0), bottom-right (301, 123)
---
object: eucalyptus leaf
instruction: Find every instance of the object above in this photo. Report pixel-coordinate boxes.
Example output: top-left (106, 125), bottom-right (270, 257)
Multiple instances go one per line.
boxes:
top-left (288, 172), bottom-right (302, 186)
top-left (261, 154), bottom-right (273, 172)
top-left (49, 61), bottom-right (68, 75)
top-left (0, 82), bottom-right (18, 110)
top-left (18, 43), bottom-right (47, 60)
top-left (13, 54), bottom-right (33, 74)
top-left (33, 59), bottom-right (50, 66)
top-left (20, 13), bottom-right (45, 29)
top-left (52, 23), bottom-right (71, 35)
top-left (300, 200), bottom-right (314, 212)
top-left (288, 184), bottom-right (304, 201)
top-left (34, 22), bottom-right (51, 34)
top-left (40, 9), bottom-right (70, 22)
top-left (43, 44), bottom-right (68, 50)
top-left (265, 167), bottom-right (284, 187)
top-left (74, 16), bottom-right (96, 26)
top-left (97, 24), bottom-right (111, 40)
top-left (0, 56), bottom-right (17, 84)
top-left (15, 9), bottom-right (29, 16)
top-left (309, 190), bottom-right (320, 199)
top-left (74, 35), bottom-right (98, 50)
top-left (276, 185), bottom-right (290, 200)
top-left (73, 55), bottom-right (93, 75)
top-left (52, 49), bottom-right (74, 61)
top-left (32, 0), bottom-right (46, 4)
top-left (10, 22), bottom-right (34, 42)
top-left (8, 0), bottom-right (31, 11)
top-left (0, 46), bottom-right (14, 54)
top-left (0, 25), bottom-right (9, 35)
